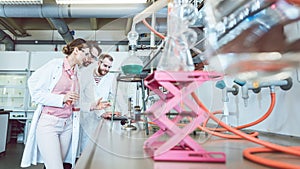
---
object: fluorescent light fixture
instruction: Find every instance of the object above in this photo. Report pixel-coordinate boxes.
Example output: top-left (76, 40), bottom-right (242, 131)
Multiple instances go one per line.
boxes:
top-left (56, 0), bottom-right (146, 4)
top-left (0, 0), bottom-right (43, 4)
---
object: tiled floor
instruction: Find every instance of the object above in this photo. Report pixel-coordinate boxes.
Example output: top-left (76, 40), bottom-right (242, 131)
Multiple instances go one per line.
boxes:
top-left (1, 129), bottom-right (300, 169)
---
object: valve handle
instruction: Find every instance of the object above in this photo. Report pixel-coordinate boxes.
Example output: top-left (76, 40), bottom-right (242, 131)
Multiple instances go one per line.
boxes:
top-left (280, 77), bottom-right (293, 91)
top-left (216, 80), bottom-right (226, 89)
top-left (234, 79), bottom-right (246, 86)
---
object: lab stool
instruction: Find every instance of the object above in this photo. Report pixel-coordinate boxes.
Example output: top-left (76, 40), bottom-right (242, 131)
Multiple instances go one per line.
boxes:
top-left (143, 71), bottom-right (226, 162)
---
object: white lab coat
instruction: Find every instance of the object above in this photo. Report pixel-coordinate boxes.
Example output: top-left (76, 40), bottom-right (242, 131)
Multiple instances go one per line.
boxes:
top-left (78, 62), bottom-right (122, 154)
top-left (77, 62), bottom-right (99, 155)
top-left (94, 72), bottom-right (115, 103)
top-left (80, 62), bottom-right (115, 104)
top-left (20, 58), bottom-right (83, 168)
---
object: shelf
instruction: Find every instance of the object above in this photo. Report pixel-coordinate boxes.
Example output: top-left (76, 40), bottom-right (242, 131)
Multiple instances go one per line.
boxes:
top-left (0, 72), bottom-right (31, 115)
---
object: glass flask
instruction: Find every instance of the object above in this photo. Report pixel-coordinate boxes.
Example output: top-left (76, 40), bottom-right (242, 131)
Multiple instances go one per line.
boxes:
top-left (121, 48), bottom-right (144, 75)
top-left (156, 1), bottom-right (196, 72)
top-left (121, 30), bottom-right (144, 75)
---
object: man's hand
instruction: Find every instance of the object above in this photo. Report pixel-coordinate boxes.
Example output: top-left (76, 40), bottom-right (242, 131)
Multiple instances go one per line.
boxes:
top-left (101, 111), bottom-right (121, 119)
top-left (90, 98), bottom-right (111, 110)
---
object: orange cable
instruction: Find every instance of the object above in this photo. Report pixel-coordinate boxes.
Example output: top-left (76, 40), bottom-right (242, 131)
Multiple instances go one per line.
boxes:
top-left (191, 91), bottom-right (300, 168)
top-left (244, 146), bottom-right (300, 169)
top-left (202, 92), bottom-right (276, 132)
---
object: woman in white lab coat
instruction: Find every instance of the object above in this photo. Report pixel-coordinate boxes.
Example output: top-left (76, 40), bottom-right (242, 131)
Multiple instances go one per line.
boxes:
top-left (20, 38), bottom-right (108, 169)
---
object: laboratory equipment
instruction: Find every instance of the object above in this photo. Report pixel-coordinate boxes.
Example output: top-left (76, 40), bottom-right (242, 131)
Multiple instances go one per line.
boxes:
top-left (121, 97), bottom-right (137, 131)
top-left (204, 0), bottom-right (300, 81)
top-left (113, 72), bottom-right (149, 134)
top-left (215, 80), bottom-right (239, 102)
top-left (144, 71), bottom-right (225, 162)
top-left (121, 31), bottom-right (144, 75)
top-left (234, 77), bottom-right (293, 107)
top-left (156, 0), bottom-right (197, 71)
top-left (121, 50), bottom-right (144, 75)
top-left (215, 80), bottom-right (239, 125)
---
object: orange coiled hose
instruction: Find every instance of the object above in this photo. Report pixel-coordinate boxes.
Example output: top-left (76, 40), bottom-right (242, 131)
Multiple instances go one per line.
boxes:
top-left (244, 146), bottom-right (300, 169)
top-left (191, 92), bottom-right (300, 168)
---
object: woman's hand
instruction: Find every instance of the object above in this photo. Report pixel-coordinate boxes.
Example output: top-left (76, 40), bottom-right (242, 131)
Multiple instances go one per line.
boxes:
top-left (63, 91), bottom-right (80, 105)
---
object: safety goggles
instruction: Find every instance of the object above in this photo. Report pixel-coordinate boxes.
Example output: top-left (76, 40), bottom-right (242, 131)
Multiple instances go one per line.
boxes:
top-left (100, 61), bottom-right (112, 69)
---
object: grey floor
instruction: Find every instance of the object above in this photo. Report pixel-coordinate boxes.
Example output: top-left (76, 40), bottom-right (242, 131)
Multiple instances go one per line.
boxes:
top-left (0, 142), bottom-right (43, 169)
top-left (1, 131), bottom-right (300, 169)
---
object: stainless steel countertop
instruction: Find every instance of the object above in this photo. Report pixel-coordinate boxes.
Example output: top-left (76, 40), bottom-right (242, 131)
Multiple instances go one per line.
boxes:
top-left (76, 119), bottom-right (292, 169)
top-left (75, 120), bottom-right (154, 169)
top-left (75, 120), bottom-right (229, 169)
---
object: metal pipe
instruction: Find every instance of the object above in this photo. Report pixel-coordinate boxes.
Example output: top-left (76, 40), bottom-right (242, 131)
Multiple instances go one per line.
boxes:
top-left (48, 18), bottom-right (74, 43)
top-left (0, 4), bottom-right (167, 42)
top-left (0, 29), bottom-right (14, 51)
top-left (0, 4), bottom-right (153, 18)
top-left (0, 18), bottom-right (22, 37)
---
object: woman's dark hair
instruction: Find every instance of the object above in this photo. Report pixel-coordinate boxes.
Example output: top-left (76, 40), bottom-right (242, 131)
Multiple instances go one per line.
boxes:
top-left (62, 38), bottom-right (87, 55)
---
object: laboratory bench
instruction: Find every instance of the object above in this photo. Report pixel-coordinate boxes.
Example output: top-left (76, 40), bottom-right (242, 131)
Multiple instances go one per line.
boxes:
top-left (74, 119), bottom-right (270, 169)
top-left (75, 118), bottom-right (300, 169)
top-left (74, 118), bottom-right (221, 169)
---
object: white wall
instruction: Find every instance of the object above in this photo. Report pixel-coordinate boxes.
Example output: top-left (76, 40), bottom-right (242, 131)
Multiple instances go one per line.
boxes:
top-left (220, 72), bottom-right (300, 137)
top-left (29, 52), bottom-right (64, 70)
top-left (0, 51), bottom-right (29, 70)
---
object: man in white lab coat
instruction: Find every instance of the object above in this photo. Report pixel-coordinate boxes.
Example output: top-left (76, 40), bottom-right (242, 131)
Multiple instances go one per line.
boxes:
top-left (78, 53), bottom-right (121, 155)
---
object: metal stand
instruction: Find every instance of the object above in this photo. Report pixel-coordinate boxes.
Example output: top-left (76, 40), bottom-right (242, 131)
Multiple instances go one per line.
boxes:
top-left (121, 120), bottom-right (137, 131)
top-left (111, 72), bottom-right (149, 134)
top-left (144, 71), bottom-right (226, 162)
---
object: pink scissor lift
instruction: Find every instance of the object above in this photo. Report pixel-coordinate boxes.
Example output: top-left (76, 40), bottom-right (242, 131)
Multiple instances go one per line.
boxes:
top-left (143, 71), bottom-right (226, 163)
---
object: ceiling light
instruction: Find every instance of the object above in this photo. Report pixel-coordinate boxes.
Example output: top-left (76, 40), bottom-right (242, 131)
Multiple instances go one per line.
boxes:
top-left (56, 0), bottom-right (146, 4)
top-left (0, 0), bottom-right (43, 4)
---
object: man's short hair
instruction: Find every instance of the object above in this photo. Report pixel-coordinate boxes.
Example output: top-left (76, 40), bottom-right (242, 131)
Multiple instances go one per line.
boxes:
top-left (99, 53), bottom-right (113, 62)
